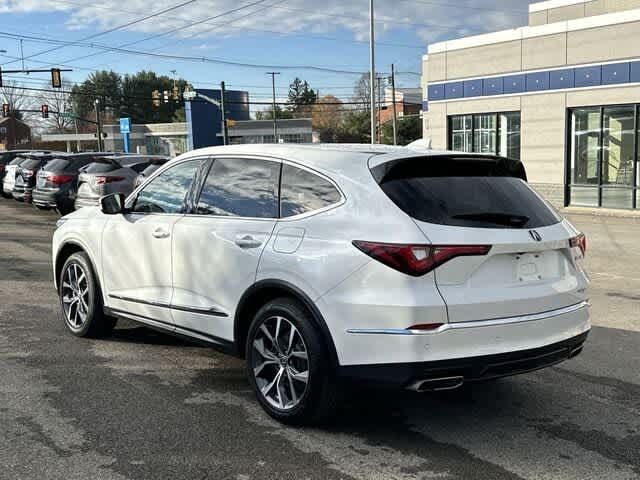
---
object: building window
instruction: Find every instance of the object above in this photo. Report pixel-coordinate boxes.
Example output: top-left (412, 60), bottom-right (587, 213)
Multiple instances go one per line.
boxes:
top-left (448, 111), bottom-right (520, 159)
top-left (569, 105), bottom-right (639, 209)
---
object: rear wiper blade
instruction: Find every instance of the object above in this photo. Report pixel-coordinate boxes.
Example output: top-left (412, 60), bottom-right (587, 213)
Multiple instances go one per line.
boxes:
top-left (451, 212), bottom-right (530, 227)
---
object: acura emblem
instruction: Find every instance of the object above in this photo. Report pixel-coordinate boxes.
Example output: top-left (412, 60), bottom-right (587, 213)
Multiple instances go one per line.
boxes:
top-left (529, 230), bottom-right (542, 242)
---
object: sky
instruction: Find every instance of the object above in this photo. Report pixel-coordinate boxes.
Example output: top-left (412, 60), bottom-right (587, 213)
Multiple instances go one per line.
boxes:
top-left (0, 0), bottom-right (530, 112)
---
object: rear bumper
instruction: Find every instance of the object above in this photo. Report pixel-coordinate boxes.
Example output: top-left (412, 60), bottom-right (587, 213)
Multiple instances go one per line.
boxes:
top-left (337, 330), bottom-right (589, 388)
top-left (32, 187), bottom-right (71, 209)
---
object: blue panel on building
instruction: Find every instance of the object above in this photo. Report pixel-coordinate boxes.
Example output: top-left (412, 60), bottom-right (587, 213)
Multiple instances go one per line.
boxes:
top-left (483, 77), bottom-right (503, 96)
top-left (631, 61), bottom-right (640, 82)
top-left (503, 74), bottom-right (526, 94)
top-left (526, 71), bottom-right (550, 92)
top-left (463, 79), bottom-right (482, 97)
top-left (186, 89), bottom-right (250, 149)
top-left (602, 63), bottom-right (630, 85)
top-left (549, 69), bottom-right (574, 90)
top-left (428, 84), bottom-right (445, 101)
top-left (574, 66), bottom-right (601, 87)
top-left (445, 82), bottom-right (464, 99)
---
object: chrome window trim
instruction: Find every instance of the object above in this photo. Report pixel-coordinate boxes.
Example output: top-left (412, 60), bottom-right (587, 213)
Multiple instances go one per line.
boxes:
top-left (346, 301), bottom-right (590, 335)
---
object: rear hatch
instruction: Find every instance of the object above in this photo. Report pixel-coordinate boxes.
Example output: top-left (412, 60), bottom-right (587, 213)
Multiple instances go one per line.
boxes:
top-left (371, 154), bottom-right (589, 323)
top-left (37, 157), bottom-right (76, 190)
top-left (17, 158), bottom-right (45, 189)
top-left (77, 157), bottom-right (125, 199)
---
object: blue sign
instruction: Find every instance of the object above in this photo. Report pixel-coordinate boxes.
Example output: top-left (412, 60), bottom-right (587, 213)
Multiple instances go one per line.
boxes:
top-left (119, 117), bottom-right (131, 134)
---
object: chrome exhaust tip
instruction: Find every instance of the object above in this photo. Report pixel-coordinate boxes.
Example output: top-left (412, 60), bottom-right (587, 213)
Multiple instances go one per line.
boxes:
top-left (406, 376), bottom-right (464, 392)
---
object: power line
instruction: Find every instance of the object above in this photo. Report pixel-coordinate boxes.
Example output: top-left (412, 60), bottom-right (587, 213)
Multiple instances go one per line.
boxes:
top-left (1, 0), bottom-right (198, 67)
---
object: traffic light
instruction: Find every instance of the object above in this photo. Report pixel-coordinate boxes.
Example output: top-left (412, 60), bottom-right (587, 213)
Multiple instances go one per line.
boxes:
top-left (152, 90), bottom-right (160, 107)
top-left (2, 104), bottom-right (9, 118)
top-left (51, 68), bottom-right (62, 88)
top-left (0, 67), bottom-right (3, 88)
top-left (163, 90), bottom-right (169, 104)
top-left (41, 104), bottom-right (49, 119)
top-left (226, 118), bottom-right (236, 128)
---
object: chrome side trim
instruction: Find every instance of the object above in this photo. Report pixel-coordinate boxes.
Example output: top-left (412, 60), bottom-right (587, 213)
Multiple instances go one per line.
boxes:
top-left (346, 301), bottom-right (590, 336)
top-left (108, 294), bottom-right (228, 317)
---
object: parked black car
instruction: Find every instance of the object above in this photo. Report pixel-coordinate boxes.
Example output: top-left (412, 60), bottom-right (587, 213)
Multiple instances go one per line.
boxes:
top-left (1, 150), bottom-right (51, 197)
top-left (13, 152), bottom-right (67, 203)
top-left (32, 152), bottom-right (118, 214)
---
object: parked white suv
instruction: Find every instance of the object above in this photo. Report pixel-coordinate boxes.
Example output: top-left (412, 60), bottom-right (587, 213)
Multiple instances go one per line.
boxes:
top-left (52, 144), bottom-right (590, 424)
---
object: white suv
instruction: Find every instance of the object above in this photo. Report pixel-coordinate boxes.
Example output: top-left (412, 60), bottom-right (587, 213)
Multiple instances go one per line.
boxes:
top-left (52, 144), bottom-right (590, 424)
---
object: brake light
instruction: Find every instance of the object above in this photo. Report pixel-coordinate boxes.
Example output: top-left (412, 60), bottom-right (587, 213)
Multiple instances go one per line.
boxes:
top-left (352, 241), bottom-right (491, 277)
top-left (46, 174), bottom-right (74, 185)
top-left (95, 176), bottom-right (125, 185)
top-left (569, 233), bottom-right (587, 256)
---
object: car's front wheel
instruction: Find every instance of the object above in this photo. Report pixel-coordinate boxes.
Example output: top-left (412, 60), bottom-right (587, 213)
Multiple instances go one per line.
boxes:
top-left (246, 298), bottom-right (339, 425)
top-left (59, 252), bottom-right (116, 337)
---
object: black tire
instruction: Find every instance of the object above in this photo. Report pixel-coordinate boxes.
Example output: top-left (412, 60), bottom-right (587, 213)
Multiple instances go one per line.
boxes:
top-left (246, 297), bottom-right (339, 425)
top-left (58, 251), bottom-right (116, 338)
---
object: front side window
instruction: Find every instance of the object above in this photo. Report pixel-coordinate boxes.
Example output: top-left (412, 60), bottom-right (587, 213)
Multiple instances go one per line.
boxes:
top-left (280, 164), bottom-right (341, 217)
top-left (196, 158), bottom-right (280, 218)
top-left (132, 159), bottom-right (202, 214)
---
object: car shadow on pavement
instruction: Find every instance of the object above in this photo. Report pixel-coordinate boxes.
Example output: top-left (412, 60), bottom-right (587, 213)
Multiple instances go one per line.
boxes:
top-left (109, 324), bottom-right (208, 348)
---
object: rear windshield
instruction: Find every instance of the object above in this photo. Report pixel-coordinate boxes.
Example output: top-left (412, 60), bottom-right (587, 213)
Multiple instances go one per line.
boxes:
top-left (83, 159), bottom-right (118, 174)
top-left (372, 155), bottom-right (561, 229)
top-left (43, 158), bottom-right (71, 171)
top-left (20, 159), bottom-right (44, 170)
top-left (9, 156), bottom-right (27, 166)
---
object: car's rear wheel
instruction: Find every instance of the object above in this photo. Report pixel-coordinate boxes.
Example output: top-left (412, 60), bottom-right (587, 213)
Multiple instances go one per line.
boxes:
top-left (246, 297), bottom-right (339, 425)
top-left (59, 252), bottom-right (116, 337)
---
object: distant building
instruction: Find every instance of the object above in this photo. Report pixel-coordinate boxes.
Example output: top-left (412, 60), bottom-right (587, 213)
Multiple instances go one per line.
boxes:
top-left (378, 87), bottom-right (422, 126)
top-left (0, 117), bottom-right (31, 150)
top-left (223, 118), bottom-right (315, 144)
top-left (422, 0), bottom-right (640, 210)
top-left (103, 122), bottom-right (188, 156)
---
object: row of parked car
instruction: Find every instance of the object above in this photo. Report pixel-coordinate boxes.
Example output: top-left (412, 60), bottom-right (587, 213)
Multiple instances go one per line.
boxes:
top-left (0, 150), bottom-right (170, 214)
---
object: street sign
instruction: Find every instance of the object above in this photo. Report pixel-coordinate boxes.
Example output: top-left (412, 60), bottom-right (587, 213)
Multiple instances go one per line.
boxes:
top-left (119, 117), bottom-right (131, 134)
top-left (59, 112), bottom-right (73, 119)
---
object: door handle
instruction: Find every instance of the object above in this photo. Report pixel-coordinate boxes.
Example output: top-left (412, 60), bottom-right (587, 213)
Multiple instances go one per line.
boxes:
top-left (235, 235), bottom-right (262, 249)
top-left (152, 228), bottom-right (170, 239)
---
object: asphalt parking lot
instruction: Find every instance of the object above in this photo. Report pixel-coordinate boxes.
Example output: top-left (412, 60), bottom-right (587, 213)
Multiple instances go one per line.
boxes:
top-left (0, 199), bottom-right (638, 480)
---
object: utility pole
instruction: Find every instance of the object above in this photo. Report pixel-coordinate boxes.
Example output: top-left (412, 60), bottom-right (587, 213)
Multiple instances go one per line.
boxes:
top-left (391, 64), bottom-right (398, 146)
top-left (266, 72), bottom-right (280, 143)
top-left (369, 0), bottom-right (376, 144)
top-left (377, 75), bottom-right (383, 143)
top-left (94, 99), bottom-right (103, 151)
top-left (220, 81), bottom-right (228, 145)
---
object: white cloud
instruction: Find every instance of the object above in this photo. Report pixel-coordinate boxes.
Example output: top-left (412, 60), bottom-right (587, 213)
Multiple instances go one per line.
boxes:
top-left (0, 0), bottom-right (529, 48)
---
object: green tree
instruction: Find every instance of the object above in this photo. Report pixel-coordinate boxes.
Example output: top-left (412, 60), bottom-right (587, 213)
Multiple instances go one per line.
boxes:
top-left (338, 110), bottom-right (371, 143)
top-left (69, 70), bottom-right (122, 121)
top-left (255, 105), bottom-right (294, 120)
top-left (381, 115), bottom-right (421, 145)
top-left (121, 71), bottom-right (187, 124)
top-left (287, 77), bottom-right (317, 117)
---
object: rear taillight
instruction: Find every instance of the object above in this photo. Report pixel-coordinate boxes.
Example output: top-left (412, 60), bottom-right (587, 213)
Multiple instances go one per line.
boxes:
top-left (95, 176), bottom-right (125, 185)
top-left (47, 174), bottom-right (74, 185)
top-left (352, 241), bottom-right (491, 277)
top-left (569, 233), bottom-right (587, 256)
top-left (22, 169), bottom-right (35, 178)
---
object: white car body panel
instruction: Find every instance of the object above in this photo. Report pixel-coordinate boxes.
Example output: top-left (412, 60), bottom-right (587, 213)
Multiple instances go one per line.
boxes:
top-left (3, 164), bottom-right (18, 194)
top-left (52, 144), bottom-right (590, 381)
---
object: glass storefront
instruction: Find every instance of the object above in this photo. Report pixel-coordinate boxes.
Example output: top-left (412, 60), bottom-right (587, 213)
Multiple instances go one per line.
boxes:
top-left (569, 105), bottom-right (638, 209)
top-left (448, 112), bottom-right (520, 159)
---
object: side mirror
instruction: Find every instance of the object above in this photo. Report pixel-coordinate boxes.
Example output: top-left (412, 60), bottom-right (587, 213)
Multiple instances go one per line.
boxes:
top-left (100, 193), bottom-right (126, 215)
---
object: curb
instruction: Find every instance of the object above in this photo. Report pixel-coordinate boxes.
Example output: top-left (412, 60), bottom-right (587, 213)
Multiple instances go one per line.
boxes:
top-left (560, 206), bottom-right (640, 219)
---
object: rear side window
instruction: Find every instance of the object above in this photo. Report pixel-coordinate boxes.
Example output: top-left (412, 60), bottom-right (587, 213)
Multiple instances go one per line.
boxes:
top-left (9, 157), bottom-right (26, 166)
top-left (196, 158), bottom-right (280, 218)
top-left (129, 162), bottom-right (151, 173)
top-left (280, 164), bottom-right (341, 217)
top-left (140, 164), bottom-right (161, 177)
top-left (372, 155), bottom-right (561, 229)
top-left (132, 159), bottom-right (202, 214)
top-left (20, 159), bottom-right (43, 170)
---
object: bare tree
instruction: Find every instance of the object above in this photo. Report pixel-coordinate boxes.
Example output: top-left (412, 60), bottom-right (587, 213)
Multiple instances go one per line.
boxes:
top-left (353, 73), bottom-right (371, 108)
top-left (37, 84), bottom-right (75, 133)
top-left (0, 82), bottom-right (35, 121)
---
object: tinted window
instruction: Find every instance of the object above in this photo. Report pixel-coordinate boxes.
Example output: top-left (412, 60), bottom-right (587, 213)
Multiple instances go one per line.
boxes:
top-left (373, 156), bottom-right (561, 229)
top-left (280, 164), bottom-right (341, 217)
top-left (84, 159), bottom-right (117, 173)
top-left (140, 164), bottom-right (162, 177)
top-left (43, 158), bottom-right (71, 171)
top-left (129, 162), bottom-right (151, 173)
top-left (20, 159), bottom-right (44, 170)
top-left (196, 158), bottom-right (280, 218)
top-left (9, 156), bottom-right (27, 166)
top-left (133, 160), bottom-right (201, 214)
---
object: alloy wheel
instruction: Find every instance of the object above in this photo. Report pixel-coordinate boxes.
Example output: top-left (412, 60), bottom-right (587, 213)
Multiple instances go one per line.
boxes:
top-left (251, 316), bottom-right (309, 410)
top-left (61, 263), bottom-right (90, 330)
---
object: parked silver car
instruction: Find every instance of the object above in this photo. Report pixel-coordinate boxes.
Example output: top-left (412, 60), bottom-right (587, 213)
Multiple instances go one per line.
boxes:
top-left (74, 155), bottom-right (168, 210)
